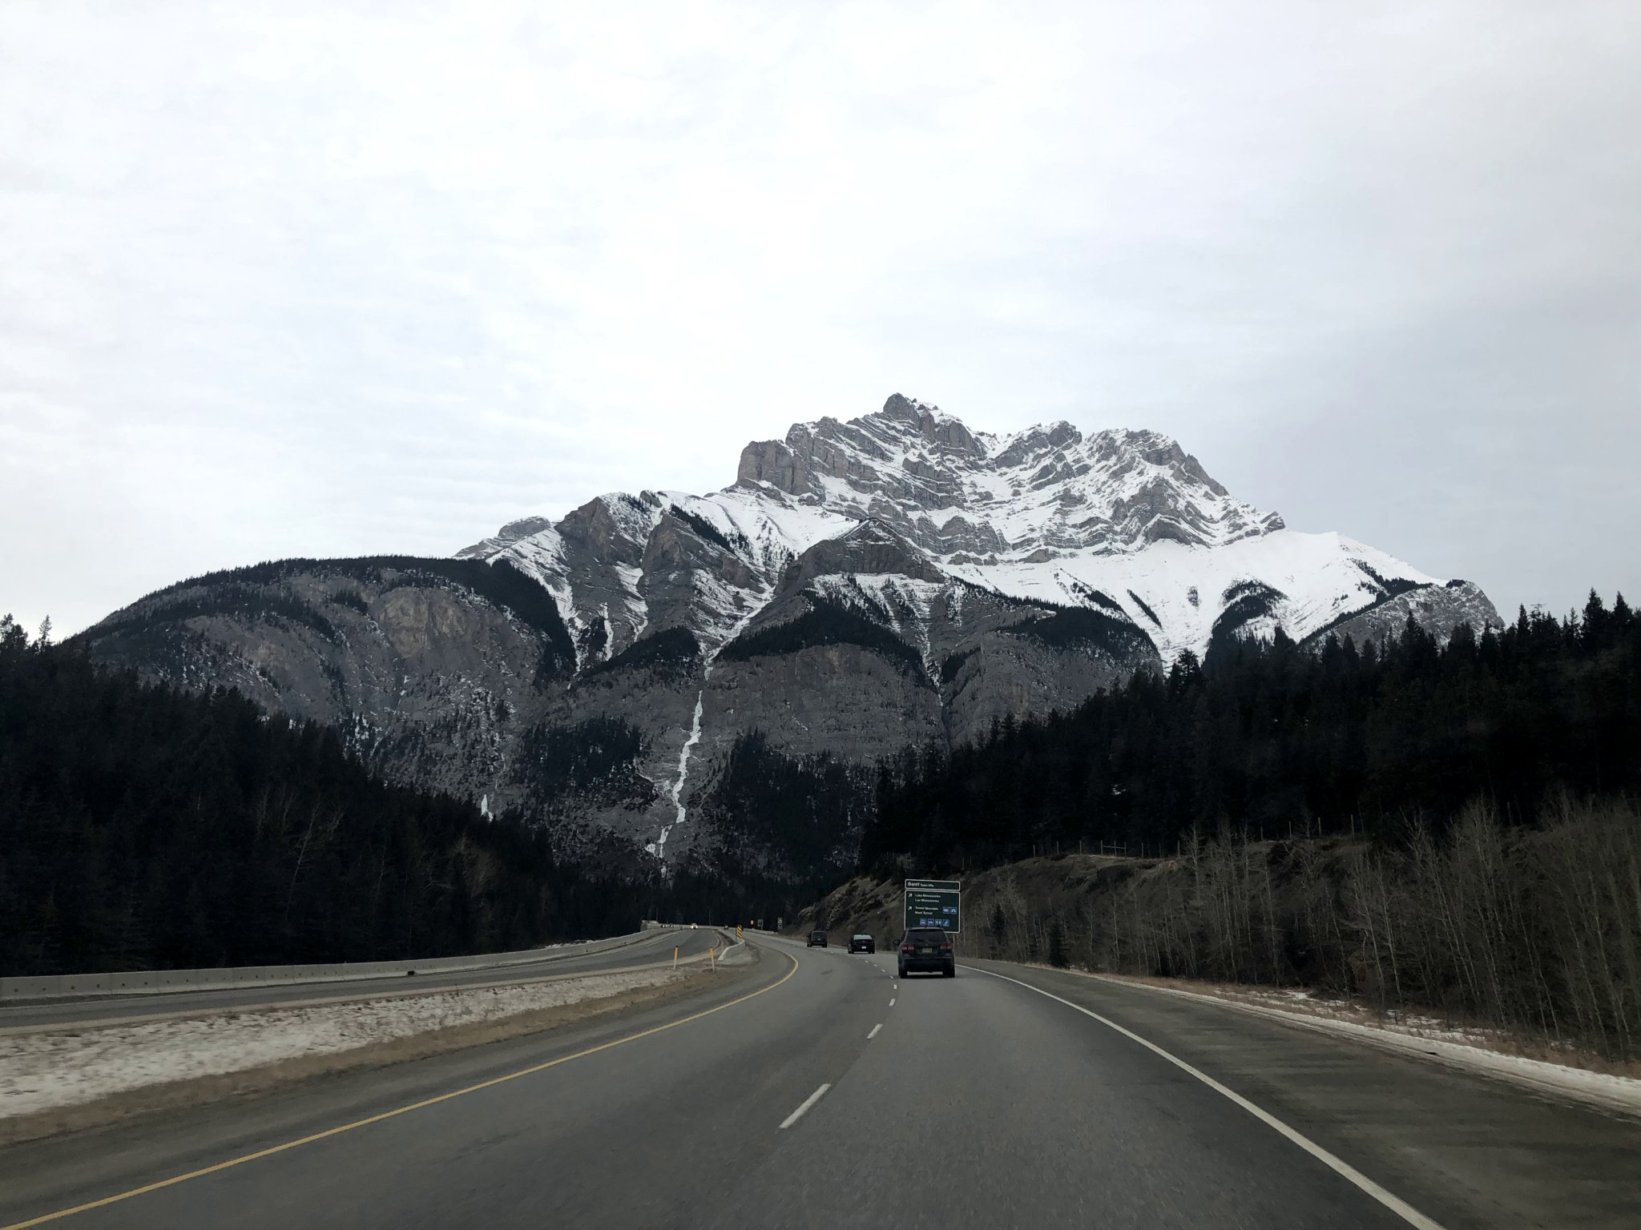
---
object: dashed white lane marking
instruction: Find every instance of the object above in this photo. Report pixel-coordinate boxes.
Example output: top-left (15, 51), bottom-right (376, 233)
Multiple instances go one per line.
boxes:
top-left (968, 967), bottom-right (1447, 1230)
top-left (889, 998), bottom-right (896, 1007)
top-left (779, 1083), bottom-right (831, 1130)
top-left (867, 1023), bottom-right (883, 1039)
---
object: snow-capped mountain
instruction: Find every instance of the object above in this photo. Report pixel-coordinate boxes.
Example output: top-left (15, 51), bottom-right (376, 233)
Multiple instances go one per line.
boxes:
top-left (460, 393), bottom-right (1490, 669)
top-left (80, 394), bottom-right (1499, 875)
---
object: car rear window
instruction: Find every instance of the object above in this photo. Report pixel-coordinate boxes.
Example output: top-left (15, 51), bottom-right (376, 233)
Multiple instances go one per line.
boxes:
top-left (906, 928), bottom-right (947, 942)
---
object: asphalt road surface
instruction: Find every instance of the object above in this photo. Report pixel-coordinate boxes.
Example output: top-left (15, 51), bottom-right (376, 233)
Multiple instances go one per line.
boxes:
top-left (2, 935), bottom-right (1637, 1229)
top-left (0, 928), bottom-right (721, 1031)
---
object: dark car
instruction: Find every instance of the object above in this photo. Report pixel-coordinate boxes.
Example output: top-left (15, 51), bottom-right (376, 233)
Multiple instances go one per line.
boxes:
top-left (807, 929), bottom-right (828, 947)
top-left (898, 927), bottom-right (955, 977)
top-left (848, 933), bottom-right (875, 953)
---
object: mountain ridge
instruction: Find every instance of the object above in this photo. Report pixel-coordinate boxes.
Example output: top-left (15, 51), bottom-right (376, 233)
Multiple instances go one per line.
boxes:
top-left (78, 394), bottom-right (1500, 876)
top-left (459, 394), bottom-right (1491, 667)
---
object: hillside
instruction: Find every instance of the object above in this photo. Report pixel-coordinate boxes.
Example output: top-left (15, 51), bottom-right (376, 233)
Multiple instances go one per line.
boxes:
top-left (800, 797), bottom-right (1641, 1061)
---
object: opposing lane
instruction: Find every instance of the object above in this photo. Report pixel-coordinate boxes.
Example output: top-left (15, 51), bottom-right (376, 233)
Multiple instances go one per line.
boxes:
top-left (0, 929), bottom-right (722, 1031)
top-left (3, 936), bottom-right (1637, 1228)
top-left (0, 940), bottom-right (871, 1228)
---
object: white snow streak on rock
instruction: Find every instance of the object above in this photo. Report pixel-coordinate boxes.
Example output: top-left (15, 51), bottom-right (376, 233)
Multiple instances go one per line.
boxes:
top-left (654, 691), bottom-right (705, 861)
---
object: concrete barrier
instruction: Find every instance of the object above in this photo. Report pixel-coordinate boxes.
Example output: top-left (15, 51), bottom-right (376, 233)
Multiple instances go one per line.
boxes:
top-left (716, 940), bottom-right (755, 967)
top-left (0, 930), bottom-right (656, 1003)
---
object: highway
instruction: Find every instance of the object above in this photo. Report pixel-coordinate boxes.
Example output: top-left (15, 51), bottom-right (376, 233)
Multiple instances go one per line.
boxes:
top-left (0, 928), bottom-right (722, 1031)
top-left (1, 934), bottom-right (1637, 1228)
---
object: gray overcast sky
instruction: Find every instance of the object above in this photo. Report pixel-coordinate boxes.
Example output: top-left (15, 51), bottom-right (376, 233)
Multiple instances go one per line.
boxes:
top-left (3, 1), bottom-right (1638, 638)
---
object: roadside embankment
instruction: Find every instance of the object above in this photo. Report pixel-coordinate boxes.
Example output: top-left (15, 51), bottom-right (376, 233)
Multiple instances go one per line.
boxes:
top-left (802, 800), bottom-right (1641, 1075)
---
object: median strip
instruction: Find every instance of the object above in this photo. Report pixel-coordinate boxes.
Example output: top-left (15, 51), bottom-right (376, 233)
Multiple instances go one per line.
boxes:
top-left (1, 969), bottom-right (690, 1139)
top-left (0, 949), bottom-right (798, 1229)
top-left (1, 933), bottom-right (746, 1146)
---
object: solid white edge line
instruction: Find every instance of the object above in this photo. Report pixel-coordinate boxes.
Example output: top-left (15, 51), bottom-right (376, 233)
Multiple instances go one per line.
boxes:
top-left (867, 1023), bottom-right (883, 1039)
top-left (778, 1083), bottom-right (831, 1130)
top-left (968, 966), bottom-right (1446, 1230)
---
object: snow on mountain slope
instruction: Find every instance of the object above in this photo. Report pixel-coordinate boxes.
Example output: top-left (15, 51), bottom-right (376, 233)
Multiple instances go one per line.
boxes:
top-left (461, 485), bottom-right (858, 664)
top-left (953, 531), bottom-right (1441, 663)
top-left (76, 393), bottom-right (1500, 872)
top-left (463, 393), bottom-right (1488, 667)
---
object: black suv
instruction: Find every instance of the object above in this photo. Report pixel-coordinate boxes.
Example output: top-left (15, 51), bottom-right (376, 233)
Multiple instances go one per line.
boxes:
top-left (807, 929), bottom-right (828, 947)
top-left (898, 927), bottom-right (955, 977)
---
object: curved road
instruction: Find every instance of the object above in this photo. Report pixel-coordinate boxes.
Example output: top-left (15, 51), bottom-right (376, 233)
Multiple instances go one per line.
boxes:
top-left (1, 935), bottom-right (1637, 1228)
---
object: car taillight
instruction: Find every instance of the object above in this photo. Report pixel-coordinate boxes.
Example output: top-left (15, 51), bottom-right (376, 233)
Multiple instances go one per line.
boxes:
top-left (900, 943), bottom-right (913, 953)
top-left (940, 941), bottom-right (952, 951)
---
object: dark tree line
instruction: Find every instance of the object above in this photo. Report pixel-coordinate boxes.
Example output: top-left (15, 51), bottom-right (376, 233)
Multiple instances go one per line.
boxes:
top-left (0, 616), bottom-right (634, 977)
top-left (717, 597), bottom-right (927, 678)
top-left (863, 591), bottom-right (1641, 871)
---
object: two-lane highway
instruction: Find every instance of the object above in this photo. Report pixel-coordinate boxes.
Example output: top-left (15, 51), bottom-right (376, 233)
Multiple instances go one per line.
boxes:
top-left (2, 934), bottom-right (1637, 1228)
top-left (718, 941), bottom-right (1413, 1229)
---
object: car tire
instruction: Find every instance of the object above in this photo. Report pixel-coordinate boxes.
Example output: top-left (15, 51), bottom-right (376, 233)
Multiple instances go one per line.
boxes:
top-left (898, 964), bottom-right (907, 979)
top-left (943, 965), bottom-right (955, 978)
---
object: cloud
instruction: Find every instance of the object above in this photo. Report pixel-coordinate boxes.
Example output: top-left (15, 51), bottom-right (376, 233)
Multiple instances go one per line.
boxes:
top-left (2, 0), bottom-right (1637, 635)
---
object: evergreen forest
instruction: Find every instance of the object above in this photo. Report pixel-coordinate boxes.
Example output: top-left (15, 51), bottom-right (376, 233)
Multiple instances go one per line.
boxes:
top-left (862, 592), bottom-right (1641, 871)
top-left (0, 615), bottom-right (633, 977)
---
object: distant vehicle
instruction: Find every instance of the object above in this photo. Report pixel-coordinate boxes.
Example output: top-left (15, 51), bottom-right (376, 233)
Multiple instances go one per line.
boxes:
top-left (898, 927), bottom-right (955, 977)
top-left (807, 929), bottom-right (828, 947)
top-left (848, 933), bottom-right (875, 953)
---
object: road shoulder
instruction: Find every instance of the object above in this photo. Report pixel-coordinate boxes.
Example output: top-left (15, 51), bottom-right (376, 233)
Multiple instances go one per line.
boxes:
top-left (962, 957), bottom-right (1641, 1230)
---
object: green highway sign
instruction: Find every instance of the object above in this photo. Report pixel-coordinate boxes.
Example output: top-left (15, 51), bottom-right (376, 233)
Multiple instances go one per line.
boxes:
top-left (904, 878), bottom-right (961, 933)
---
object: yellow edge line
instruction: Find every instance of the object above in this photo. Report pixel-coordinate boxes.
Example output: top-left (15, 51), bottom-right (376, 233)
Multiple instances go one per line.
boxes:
top-left (3, 948), bottom-right (800, 1229)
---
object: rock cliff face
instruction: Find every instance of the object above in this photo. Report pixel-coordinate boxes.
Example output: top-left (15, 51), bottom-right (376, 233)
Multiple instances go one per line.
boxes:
top-left (79, 396), bottom-right (1500, 876)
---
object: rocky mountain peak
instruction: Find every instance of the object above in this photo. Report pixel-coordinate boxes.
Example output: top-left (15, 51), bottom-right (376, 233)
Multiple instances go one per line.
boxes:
top-left (737, 395), bottom-right (1280, 559)
top-left (84, 391), bottom-right (1501, 874)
